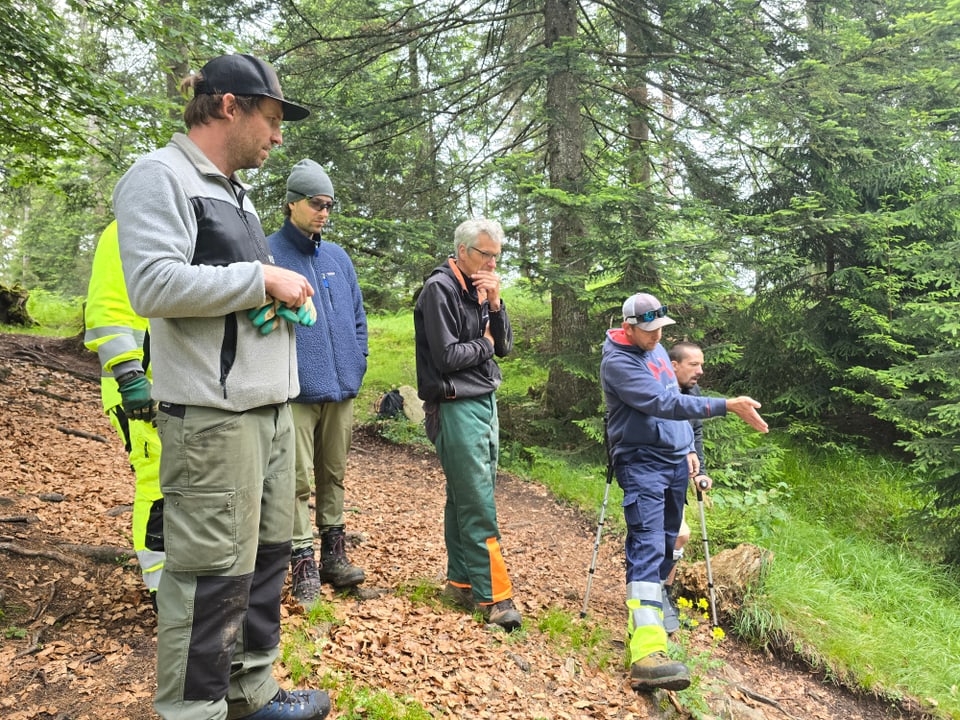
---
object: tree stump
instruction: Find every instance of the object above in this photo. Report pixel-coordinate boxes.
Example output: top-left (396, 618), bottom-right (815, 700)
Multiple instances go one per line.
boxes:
top-left (676, 542), bottom-right (774, 621)
top-left (0, 285), bottom-right (35, 326)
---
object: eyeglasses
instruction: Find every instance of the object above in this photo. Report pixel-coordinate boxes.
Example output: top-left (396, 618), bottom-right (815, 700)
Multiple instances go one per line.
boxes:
top-left (627, 305), bottom-right (668, 323)
top-left (468, 246), bottom-right (501, 262)
top-left (305, 197), bottom-right (335, 212)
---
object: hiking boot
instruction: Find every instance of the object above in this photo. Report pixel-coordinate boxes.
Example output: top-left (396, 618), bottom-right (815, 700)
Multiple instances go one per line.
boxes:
top-left (629, 651), bottom-right (690, 692)
top-left (238, 688), bottom-right (330, 720)
top-left (661, 584), bottom-right (680, 635)
top-left (479, 598), bottom-right (523, 632)
top-left (440, 582), bottom-right (476, 612)
top-left (318, 526), bottom-right (365, 588)
top-left (290, 547), bottom-right (322, 605)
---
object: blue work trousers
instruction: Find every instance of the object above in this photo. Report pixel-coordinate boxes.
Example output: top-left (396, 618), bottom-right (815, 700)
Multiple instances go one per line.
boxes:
top-left (615, 453), bottom-right (689, 586)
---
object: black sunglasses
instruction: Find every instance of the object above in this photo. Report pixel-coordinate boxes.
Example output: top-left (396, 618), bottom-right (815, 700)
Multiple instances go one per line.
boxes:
top-left (306, 197), bottom-right (335, 212)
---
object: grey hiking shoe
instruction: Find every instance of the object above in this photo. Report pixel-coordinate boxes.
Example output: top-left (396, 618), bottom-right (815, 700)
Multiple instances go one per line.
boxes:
top-left (290, 548), bottom-right (322, 605)
top-left (479, 598), bottom-right (523, 632)
top-left (661, 584), bottom-right (680, 635)
top-left (318, 526), bottom-right (365, 588)
top-left (630, 651), bottom-right (690, 691)
top-left (440, 582), bottom-right (476, 612)
top-left (238, 688), bottom-right (330, 720)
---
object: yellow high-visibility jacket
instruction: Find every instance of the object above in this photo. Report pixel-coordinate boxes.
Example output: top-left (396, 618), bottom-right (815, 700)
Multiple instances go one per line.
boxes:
top-left (83, 220), bottom-right (151, 411)
top-left (83, 220), bottom-right (164, 595)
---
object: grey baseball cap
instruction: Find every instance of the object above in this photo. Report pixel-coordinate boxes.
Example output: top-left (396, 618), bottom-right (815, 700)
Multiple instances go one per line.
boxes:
top-left (622, 292), bottom-right (675, 331)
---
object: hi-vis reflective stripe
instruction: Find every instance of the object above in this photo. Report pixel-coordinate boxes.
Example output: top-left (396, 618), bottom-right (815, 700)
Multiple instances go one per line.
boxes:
top-left (137, 549), bottom-right (164, 592)
top-left (627, 580), bottom-right (663, 630)
top-left (627, 580), bottom-right (661, 603)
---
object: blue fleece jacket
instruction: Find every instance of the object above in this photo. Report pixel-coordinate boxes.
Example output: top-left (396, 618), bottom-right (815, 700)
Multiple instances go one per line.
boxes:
top-left (600, 328), bottom-right (726, 464)
top-left (267, 219), bottom-right (368, 403)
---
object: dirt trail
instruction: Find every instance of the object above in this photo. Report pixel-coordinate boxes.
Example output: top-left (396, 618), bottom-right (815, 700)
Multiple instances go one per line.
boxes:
top-left (0, 334), bottom-right (923, 719)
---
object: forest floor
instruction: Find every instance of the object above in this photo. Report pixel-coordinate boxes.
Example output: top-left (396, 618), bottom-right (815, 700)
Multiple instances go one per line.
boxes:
top-left (0, 332), bottom-right (933, 720)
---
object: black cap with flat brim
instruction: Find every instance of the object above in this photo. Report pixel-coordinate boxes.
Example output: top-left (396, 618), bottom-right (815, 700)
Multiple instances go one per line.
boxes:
top-left (196, 53), bottom-right (310, 121)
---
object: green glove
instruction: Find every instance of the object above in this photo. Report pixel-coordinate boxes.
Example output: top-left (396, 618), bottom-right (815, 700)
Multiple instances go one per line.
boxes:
top-left (296, 297), bottom-right (317, 327)
top-left (275, 303), bottom-right (300, 325)
top-left (275, 298), bottom-right (317, 327)
top-left (248, 298), bottom-right (281, 335)
top-left (118, 372), bottom-right (155, 422)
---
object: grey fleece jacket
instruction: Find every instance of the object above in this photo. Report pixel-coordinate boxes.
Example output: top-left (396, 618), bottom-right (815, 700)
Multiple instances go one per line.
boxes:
top-left (112, 133), bottom-right (299, 411)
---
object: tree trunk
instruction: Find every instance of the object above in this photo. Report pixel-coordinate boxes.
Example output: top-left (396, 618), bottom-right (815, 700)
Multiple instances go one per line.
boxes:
top-left (542, 0), bottom-right (595, 416)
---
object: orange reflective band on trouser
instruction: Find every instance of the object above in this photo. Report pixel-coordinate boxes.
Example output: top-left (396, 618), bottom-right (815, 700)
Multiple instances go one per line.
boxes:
top-left (485, 536), bottom-right (513, 603)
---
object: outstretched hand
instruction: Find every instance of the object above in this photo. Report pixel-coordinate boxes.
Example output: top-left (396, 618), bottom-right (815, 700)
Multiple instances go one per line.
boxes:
top-left (726, 396), bottom-right (768, 433)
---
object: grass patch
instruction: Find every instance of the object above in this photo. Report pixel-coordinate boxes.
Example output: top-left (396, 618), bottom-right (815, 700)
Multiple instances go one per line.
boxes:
top-left (537, 606), bottom-right (617, 670)
top-left (333, 674), bottom-right (432, 720)
top-left (747, 504), bottom-right (960, 716)
top-left (0, 289), bottom-right (84, 337)
top-left (279, 599), bottom-right (341, 684)
top-left (395, 577), bottom-right (442, 605)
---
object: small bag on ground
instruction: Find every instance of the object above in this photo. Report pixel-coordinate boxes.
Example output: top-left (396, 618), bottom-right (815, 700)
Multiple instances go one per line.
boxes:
top-left (375, 389), bottom-right (405, 419)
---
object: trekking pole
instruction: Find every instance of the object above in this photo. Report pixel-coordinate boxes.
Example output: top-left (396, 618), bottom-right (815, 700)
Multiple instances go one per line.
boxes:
top-left (695, 478), bottom-right (719, 626)
top-left (581, 420), bottom-right (614, 618)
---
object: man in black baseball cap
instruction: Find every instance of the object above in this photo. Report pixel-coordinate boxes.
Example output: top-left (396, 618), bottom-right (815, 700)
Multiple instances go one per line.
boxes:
top-left (195, 53), bottom-right (310, 121)
top-left (113, 53), bottom-right (329, 720)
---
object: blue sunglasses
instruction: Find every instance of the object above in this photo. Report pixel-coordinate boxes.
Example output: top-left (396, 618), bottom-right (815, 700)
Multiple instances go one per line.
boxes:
top-left (627, 305), bottom-right (668, 323)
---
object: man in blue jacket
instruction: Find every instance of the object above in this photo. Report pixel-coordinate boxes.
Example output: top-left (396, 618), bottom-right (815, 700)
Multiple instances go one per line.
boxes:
top-left (268, 159), bottom-right (368, 604)
top-left (600, 292), bottom-right (768, 692)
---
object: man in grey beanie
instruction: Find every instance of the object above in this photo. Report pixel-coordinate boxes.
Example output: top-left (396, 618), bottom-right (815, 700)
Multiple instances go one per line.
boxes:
top-left (268, 159), bottom-right (369, 604)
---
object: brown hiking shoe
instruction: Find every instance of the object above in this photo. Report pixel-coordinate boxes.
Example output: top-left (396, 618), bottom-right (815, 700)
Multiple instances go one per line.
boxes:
top-left (290, 548), bottom-right (322, 605)
top-left (440, 582), bottom-right (476, 612)
top-left (479, 598), bottom-right (523, 632)
top-left (629, 651), bottom-right (690, 691)
top-left (318, 527), bottom-right (365, 588)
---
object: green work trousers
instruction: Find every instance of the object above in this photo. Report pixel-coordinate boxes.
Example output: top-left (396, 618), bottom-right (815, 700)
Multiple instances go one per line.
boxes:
top-left (153, 403), bottom-right (296, 720)
top-left (291, 399), bottom-right (354, 551)
top-left (435, 393), bottom-right (513, 604)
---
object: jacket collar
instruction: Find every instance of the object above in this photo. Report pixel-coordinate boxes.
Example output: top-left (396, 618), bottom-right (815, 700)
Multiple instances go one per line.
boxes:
top-left (280, 217), bottom-right (318, 255)
top-left (170, 132), bottom-right (250, 190)
top-left (446, 257), bottom-right (469, 293)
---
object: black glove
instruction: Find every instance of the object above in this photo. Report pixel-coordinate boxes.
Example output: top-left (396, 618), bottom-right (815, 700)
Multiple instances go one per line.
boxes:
top-left (117, 370), bottom-right (156, 422)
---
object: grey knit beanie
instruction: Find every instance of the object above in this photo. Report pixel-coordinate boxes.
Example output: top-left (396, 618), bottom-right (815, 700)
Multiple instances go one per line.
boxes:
top-left (286, 159), bottom-right (335, 204)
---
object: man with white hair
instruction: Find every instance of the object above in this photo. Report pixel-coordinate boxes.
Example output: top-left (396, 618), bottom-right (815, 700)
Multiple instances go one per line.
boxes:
top-left (600, 292), bottom-right (768, 691)
top-left (414, 218), bottom-right (522, 632)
